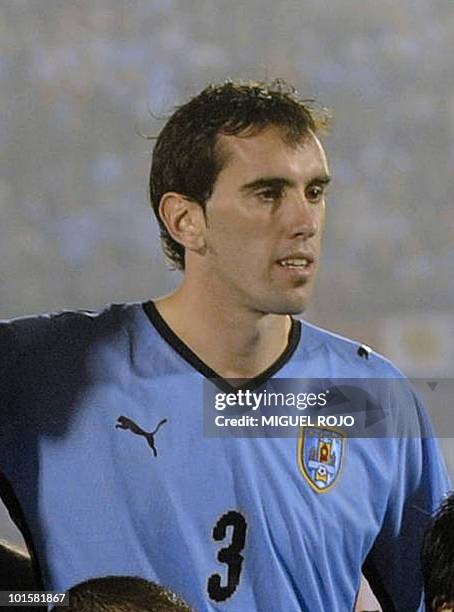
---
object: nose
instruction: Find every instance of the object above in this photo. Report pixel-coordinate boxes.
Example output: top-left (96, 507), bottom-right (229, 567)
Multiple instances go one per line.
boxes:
top-left (285, 195), bottom-right (318, 239)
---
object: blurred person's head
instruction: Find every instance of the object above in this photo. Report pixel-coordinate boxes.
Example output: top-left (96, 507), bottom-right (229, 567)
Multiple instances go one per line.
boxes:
top-left (61, 576), bottom-right (194, 612)
top-left (150, 79), bottom-right (332, 315)
top-left (422, 492), bottom-right (454, 611)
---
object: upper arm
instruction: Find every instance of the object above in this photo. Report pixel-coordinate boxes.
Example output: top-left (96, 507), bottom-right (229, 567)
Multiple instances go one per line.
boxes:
top-left (364, 390), bottom-right (451, 611)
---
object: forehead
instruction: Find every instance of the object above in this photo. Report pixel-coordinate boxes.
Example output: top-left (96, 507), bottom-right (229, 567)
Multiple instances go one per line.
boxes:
top-left (216, 127), bottom-right (329, 182)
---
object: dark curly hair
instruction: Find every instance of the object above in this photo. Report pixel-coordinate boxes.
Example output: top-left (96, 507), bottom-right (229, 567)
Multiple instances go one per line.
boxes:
top-left (61, 575), bottom-right (194, 612)
top-left (422, 492), bottom-right (454, 611)
top-left (149, 79), bottom-right (331, 270)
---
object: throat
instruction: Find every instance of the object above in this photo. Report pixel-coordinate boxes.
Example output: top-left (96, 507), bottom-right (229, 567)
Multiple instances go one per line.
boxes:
top-left (152, 297), bottom-right (294, 381)
top-left (217, 319), bottom-right (294, 379)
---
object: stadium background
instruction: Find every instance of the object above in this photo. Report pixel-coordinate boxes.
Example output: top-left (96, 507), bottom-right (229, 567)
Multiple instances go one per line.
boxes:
top-left (1, 2), bottom-right (453, 603)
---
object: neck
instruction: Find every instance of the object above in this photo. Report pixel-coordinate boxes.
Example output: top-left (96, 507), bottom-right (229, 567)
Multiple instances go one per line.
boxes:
top-left (154, 276), bottom-right (293, 380)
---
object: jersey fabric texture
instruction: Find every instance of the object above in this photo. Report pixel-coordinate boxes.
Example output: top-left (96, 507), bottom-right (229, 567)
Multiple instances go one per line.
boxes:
top-left (0, 302), bottom-right (450, 611)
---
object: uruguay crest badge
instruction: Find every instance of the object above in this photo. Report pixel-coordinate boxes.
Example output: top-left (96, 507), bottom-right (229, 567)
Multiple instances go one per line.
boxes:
top-left (298, 427), bottom-right (345, 493)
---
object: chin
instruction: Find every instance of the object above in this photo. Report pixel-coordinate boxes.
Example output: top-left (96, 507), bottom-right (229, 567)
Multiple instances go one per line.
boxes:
top-left (247, 285), bottom-right (313, 317)
top-left (287, 304), bottom-right (307, 316)
top-left (280, 303), bottom-right (308, 316)
top-left (260, 297), bottom-right (309, 317)
top-left (275, 290), bottom-right (313, 316)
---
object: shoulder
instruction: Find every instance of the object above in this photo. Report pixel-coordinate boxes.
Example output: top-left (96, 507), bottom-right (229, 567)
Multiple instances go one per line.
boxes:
top-left (0, 303), bottom-right (138, 367)
top-left (299, 319), bottom-right (405, 378)
top-left (299, 321), bottom-right (440, 438)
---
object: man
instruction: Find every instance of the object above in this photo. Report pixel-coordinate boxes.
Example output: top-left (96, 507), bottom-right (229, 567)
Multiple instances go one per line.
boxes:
top-left (0, 80), bottom-right (450, 611)
top-left (422, 492), bottom-right (454, 611)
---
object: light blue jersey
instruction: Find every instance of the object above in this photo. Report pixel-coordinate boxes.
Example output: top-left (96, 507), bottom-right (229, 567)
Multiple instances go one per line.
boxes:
top-left (0, 302), bottom-right (450, 611)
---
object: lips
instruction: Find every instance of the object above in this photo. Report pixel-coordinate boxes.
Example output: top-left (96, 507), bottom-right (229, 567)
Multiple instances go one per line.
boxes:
top-left (276, 252), bottom-right (315, 270)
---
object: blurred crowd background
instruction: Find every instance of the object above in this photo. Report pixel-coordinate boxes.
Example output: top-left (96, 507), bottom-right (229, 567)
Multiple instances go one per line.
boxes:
top-left (1, 0), bottom-right (453, 545)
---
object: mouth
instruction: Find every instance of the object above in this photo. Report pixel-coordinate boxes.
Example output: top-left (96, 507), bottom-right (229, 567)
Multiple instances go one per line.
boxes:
top-left (276, 253), bottom-right (315, 279)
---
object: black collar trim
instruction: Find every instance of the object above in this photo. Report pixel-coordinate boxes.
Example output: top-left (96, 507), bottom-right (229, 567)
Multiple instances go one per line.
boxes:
top-left (142, 301), bottom-right (301, 392)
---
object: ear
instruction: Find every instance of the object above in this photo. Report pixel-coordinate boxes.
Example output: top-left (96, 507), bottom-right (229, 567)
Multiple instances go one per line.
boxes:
top-left (159, 192), bottom-right (206, 255)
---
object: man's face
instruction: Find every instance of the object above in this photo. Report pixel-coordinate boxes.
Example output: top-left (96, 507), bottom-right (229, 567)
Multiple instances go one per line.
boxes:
top-left (200, 126), bottom-right (330, 315)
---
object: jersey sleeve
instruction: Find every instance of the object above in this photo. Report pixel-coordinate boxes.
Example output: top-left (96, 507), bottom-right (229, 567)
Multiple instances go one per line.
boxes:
top-left (363, 388), bottom-right (451, 611)
top-left (0, 312), bottom-right (90, 475)
top-left (0, 320), bottom-right (23, 472)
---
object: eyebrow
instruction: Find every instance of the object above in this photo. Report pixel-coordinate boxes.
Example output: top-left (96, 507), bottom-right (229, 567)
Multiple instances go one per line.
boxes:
top-left (239, 174), bottom-right (331, 194)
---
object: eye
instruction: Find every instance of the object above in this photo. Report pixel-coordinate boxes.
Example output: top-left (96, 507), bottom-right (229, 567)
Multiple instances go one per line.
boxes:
top-left (257, 187), bottom-right (284, 203)
top-left (306, 184), bottom-right (325, 203)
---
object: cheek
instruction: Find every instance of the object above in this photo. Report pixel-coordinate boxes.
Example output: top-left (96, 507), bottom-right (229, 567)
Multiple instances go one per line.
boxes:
top-left (208, 210), bottom-right (263, 252)
top-left (205, 223), bottom-right (245, 270)
top-left (320, 202), bottom-right (326, 229)
top-left (205, 204), bottom-right (276, 272)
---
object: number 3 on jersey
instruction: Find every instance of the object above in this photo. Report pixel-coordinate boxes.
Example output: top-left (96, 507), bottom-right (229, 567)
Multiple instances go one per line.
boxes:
top-left (207, 510), bottom-right (248, 602)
